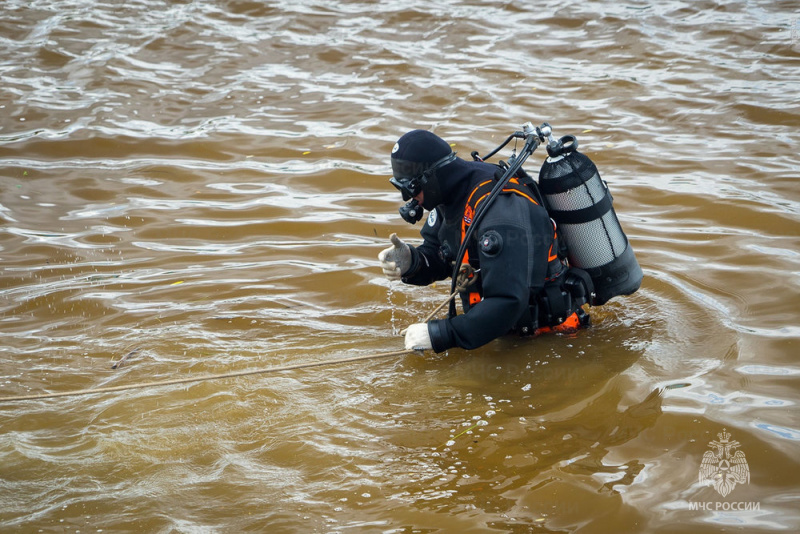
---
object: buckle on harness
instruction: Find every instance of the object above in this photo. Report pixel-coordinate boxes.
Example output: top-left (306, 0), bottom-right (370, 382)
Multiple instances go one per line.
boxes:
top-left (564, 267), bottom-right (595, 307)
top-left (514, 268), bottom-right (594, 337)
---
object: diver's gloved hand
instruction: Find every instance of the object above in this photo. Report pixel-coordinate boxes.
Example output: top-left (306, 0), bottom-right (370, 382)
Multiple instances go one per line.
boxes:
top-left (404, 323), bottom-right (433, 351)
top-left (378, 233), bottom-right (411, 281)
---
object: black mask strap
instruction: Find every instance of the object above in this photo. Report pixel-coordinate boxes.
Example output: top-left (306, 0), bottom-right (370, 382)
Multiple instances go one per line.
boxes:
top-left (390, 151), bottom-right (457, 200)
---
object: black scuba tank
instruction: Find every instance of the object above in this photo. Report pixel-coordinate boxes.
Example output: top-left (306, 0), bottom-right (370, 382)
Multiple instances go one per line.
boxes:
top-left (538, 136), bottom-right (642, 305)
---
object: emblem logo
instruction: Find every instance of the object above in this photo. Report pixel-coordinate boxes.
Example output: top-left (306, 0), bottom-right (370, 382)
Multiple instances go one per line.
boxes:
top-left (699, 428), bottom-right (750, 497)
top-left (392, 142), bottom-right (399, 154)
top-left (427, 209), bottom-right (437, 227)
top-left (463, 205), bottom-right (473, 225)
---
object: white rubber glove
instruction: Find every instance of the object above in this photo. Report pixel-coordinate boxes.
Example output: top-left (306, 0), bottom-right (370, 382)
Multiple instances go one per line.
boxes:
top-left (404, 323), bottom-right (433, 351)
top-left (378, 233), bottom-right (411, 281)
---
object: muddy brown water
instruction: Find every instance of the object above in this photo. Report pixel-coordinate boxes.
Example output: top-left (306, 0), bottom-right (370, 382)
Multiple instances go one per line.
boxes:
top-left (1, 1), bottom-right (799, 532)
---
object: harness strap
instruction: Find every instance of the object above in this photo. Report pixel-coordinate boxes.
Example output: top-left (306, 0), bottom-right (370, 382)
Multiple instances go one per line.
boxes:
top-left (460, 177), bottom-right (539, 305)
top-left (461, 177), bottom-right (539, 263)
top-left (460, 171), bottom-right (567, 307)
top-left (543, 284), bottom-right (569, 325)
top-left (453, 166), bottom-right (591, 335)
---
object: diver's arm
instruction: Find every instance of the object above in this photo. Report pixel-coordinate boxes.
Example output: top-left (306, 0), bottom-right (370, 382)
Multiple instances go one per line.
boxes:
top-left (427, 222), bottom-right (530, 351)
top-left (400, 208), bottom-right (450, 286)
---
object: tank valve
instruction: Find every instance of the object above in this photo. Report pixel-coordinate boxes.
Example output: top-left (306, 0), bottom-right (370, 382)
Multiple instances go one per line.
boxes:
top-left (538, 123), bottom-right (559, 151)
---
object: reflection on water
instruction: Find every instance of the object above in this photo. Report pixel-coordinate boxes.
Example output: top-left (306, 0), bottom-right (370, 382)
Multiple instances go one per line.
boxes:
top-left (2, 0), bottom-right (800, 532)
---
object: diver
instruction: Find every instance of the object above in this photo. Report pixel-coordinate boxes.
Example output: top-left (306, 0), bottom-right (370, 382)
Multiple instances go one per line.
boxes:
top-left (378, 129), bottom-right (595, 353)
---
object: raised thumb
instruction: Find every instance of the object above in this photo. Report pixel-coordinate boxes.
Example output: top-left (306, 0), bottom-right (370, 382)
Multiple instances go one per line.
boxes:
top-left (389, 233), bottom-right (404, 248)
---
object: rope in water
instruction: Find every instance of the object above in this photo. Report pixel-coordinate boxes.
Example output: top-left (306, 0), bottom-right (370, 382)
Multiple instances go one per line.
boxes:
top-left (0, 349), bottom-right (414, 403)
top-left (0, 267), bottom-right (477, 404)
top-left (399, 264), bottom-right (477, 335)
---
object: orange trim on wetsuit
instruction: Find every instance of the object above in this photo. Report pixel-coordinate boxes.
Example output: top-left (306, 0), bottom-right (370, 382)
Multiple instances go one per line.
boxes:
top-left (547, 226), bottom-right (559, 263)
top-left (460, 178), bottom-right (542, 307)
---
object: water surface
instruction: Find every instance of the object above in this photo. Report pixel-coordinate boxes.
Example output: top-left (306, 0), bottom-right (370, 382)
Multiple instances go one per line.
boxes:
top-left (2, 1), bottom-right (799, 532)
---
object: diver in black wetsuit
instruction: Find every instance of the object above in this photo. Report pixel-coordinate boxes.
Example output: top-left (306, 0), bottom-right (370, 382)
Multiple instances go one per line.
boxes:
top-left (379, 129), bottom-right (589, 353)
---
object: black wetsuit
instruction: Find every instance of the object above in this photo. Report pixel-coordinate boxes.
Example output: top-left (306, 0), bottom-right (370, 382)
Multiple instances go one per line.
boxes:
top-left (401, 158), bottom-right (568, 352)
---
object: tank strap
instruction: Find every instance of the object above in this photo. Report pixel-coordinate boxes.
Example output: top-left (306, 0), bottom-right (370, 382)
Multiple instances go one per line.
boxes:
top-left (548, 186), bottom-right (613, 225)
top-left (542, 283), bottom-right (570, 325)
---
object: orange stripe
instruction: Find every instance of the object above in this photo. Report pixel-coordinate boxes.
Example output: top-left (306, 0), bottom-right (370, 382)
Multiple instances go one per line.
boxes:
top-left (462, 184), bottom-right (538, 264)
top-left (465, 180), bottom-right (494, 207)
top-left (462, 182), bottom-right (494, 265)
top-left (548, 244), bottom-right (558, 262)
top-left (502, 187), bottom-right (538, 205)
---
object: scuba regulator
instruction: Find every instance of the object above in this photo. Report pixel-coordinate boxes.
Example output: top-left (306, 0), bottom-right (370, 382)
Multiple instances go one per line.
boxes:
top-left (398, 198), bottom-right (424, 224)
top-left (390, 152), bottom-right (457, 225)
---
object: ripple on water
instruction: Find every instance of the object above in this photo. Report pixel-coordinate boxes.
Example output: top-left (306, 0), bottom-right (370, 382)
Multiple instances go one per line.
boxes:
top-left (2, 0), bottom-right (800, 532)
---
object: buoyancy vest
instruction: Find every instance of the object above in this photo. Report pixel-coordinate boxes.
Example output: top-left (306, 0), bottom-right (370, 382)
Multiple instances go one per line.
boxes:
top-left (459, 167), bottom-right (594, 334)
top-left (460, 169), bottom-right (567, 305)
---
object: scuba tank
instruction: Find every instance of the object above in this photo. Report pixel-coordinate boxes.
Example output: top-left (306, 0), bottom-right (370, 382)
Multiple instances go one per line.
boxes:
top-left (444, 122), bottom-right (641, 316)
top-left (538, 135), bottom-right (642, 305)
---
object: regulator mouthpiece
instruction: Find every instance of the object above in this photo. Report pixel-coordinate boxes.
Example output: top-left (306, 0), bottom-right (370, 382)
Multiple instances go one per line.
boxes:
top-left (399, 199), bottom-right (424, 224)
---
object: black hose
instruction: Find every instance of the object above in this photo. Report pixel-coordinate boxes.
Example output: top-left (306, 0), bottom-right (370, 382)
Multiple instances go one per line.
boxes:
top-left (479, 131), bottom-right (523, 161)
